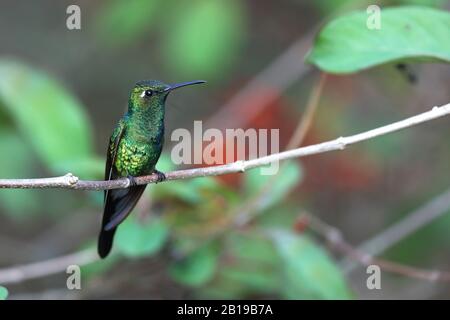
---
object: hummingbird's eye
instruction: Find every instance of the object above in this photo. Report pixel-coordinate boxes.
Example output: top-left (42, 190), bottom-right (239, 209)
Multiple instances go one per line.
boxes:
top-left (142, 89), bottom-right (153, 97)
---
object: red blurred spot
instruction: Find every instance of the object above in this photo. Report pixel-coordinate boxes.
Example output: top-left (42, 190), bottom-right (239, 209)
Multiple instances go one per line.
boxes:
top-left (294, 215), bottom-right (310, 234)
top-left (301, 152), bottom-right (381, 193)
top-left (196, 85), bottom-right (298, 187)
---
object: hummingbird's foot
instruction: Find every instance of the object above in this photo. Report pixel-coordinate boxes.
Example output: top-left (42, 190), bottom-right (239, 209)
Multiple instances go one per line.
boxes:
top-left (127, 175), bottom-right (138, 187)
top-left (154, 170), bottom-right (167, 184)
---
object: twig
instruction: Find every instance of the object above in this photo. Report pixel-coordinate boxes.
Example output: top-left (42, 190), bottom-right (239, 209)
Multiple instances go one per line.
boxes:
top-left (0, 249), bottom-right (97, 285)
top-left (206, 34), bottom-right (313, 130)
top-left (0, 105), bottom-right (448, 285)
top-left (286, 73), bottom-right (327, 150)
top-left (0, 103), bottom-right (449, 191)
top-left (233, 72), bottom-right (327, 227)
top-left (341, 188), bottom-right (450, 273)
top-left (171, 73), bottom-right (328, 256)
top-left (304, 213), bottom-right (450, 282)
top-left (205, 0), bottom-right (361, 130)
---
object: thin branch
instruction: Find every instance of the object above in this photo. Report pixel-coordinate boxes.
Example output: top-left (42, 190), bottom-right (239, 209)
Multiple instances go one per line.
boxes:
top-left (341, 188), bottom-right (450, 273)
top-left (206, 32), bottom-right (313, 130)
top-left (0, 249), bottom-right (97, 285)
top-left (1, 103), bottom-right (449, 285)
top-left (171, 73), bottom-right (328, 256)
top-left (286, 72), bottom-right (327, 150)
top-left (0, 103), bottom-right (449, 191)
top-left (304, 213), bottom-right (450, 282)
top-left (233, 72), bottom-right (327, 227)
top-left (206, 1), bottom-right (361, 130)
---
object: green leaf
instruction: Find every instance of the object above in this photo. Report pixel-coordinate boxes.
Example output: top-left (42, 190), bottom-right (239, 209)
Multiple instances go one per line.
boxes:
top-left (154, 155), bottom-right (239, 205)
top-left (244, 161), bottom-right (302, 210)
top-left (220, 266), bottom-right (279, 294)
top-left (312, 0), bottom-right (366, 14)
top-left (306, 6), bottom-right (450, 74)
top-left (198, 278), bottom-right (250, 299)
top-left (163, 0), bottom-right (245, 79)
top-left (155, 176), bottom-right (221, 204)
top-left (169, 243), bottom-right (218, 287)
top-left (270, 230), bottom-right (352, 299)
top-left (80, 246), bottom-right (120, 279)
top-left (219, 232), bottom-right (281, 294)
top-left (196, 232), bottom-right (299, 299)
top-left (382, 195), bottom-right (450, 264)
top-left (54, 156), bottom-right (105, 179)
top-left (227, 232), bottom-right (279, 265)
top-left (0, 60), bottom-right (94, 175)
top-left (95, 0), bottom-right (161, 47)
top-left (154, 153), bottom-right (176, 172)
top-left (0, 129), bottom-right (40, 217)
top-left (395, 0), bottom-right (448, 6)
top-left (0, 286), bottom-right (8, 300)
top-left (115, 216), bottom-right (169, 258)
top-left (257, 204), bottom-right (302, 230)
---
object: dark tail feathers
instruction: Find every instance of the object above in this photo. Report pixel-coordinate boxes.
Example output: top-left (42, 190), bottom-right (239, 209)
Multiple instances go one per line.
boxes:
top-left (98, 185), bottom-right (146, 258)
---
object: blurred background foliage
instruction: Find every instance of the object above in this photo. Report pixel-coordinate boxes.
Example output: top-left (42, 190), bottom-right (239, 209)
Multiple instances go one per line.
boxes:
top-left (0, 0), bottom-right (449, 299)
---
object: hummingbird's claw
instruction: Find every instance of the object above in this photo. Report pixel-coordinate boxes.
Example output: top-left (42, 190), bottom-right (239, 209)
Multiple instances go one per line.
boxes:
top-left (127, 175), bottom-right (137, 187)
top-left (154, 170), bottom-right (167, 184)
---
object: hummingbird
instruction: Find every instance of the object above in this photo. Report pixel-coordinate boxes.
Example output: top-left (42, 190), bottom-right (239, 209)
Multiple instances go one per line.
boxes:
top-left (98, 79), bottom-right (206, 258)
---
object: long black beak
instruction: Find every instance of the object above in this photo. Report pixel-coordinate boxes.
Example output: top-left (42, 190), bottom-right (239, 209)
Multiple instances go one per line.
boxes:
top-left (164, 80), bottom-right (206, 92)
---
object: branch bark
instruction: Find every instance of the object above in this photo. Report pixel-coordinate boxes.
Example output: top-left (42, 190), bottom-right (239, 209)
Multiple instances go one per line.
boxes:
top-left (0, 249), bottom-right (97, 285)
top-left (305, 213), bottom-right (450, 282)
top-left (0, 103), bottom-right (449, 191)
top-left (341, 187), bottom-right (450, 273)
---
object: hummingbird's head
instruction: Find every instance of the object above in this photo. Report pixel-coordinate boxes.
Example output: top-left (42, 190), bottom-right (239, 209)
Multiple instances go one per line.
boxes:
top-left (129, 80), bottom-right (206, 111)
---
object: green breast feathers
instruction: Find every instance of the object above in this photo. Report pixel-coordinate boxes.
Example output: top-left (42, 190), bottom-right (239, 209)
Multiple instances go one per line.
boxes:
top-left (113, 139), bottom-right (153, 177)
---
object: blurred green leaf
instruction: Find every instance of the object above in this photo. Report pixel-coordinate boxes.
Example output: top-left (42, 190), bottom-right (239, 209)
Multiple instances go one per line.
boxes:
top-left (54, 156), bottom-right (105, 179)
top-left (0, 286), bottom-right (8, 300)
top-left (383, 196), bottom-right (450, 264)
top-left (156, 176), bottom-right (222, 204)
top-left (256, 204), bottom-right (300, 230)
top-left (339, 107), bottom-right (407, 163)
top-left (163, 0), bottom-right (245, 79)
top-left (199, 232), bottom-right (281, 299)
top-left (80, 248), bottom-right (120, 280)
top-left (154, 153), bottom-right (176, 172)
top-left (0, 60), bottom-right (94, 176)
top-left (227, 232), bottom-right (279, 264)
top-left (198, 277), bottom-right (250, 299)
top-left (306, 6), bottom-right (450, 73)
top-left (95, 0), bottom-right (161, 47)
top-left (0, 129), bottom-right (40, 217)
top-left (115, 216), bottom-right (169, 258)
top-left (395, 0), bottom-right (448, 6)
top-left (313, 0), bottom-right (367, 14)
top-left (220, 265), bottom-right (279, 295)
top-left (244, 161), bottom-right (302, 211)
top-left (219, 232), bottom-right (280, 294)
top-left (270, 230), bottom-right (352, 299)
top-left (169, 243), bottom-right (218, 287)
top-left (164, 184), bottom-right (239, 235)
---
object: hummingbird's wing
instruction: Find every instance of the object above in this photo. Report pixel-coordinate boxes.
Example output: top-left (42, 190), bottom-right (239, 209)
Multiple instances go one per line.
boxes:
top-left (104, 119), bottom-right (126, 201)
top-left (103, 185), bottom-right (146, 230)
top-left (99, 185), bottom-right (147, 258)
top-left (98, 120), bottom-right (146, 258)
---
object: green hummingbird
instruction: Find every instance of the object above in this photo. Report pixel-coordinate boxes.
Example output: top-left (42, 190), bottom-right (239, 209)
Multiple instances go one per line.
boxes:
top-left (98, 79), bottom-right (206, 258)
